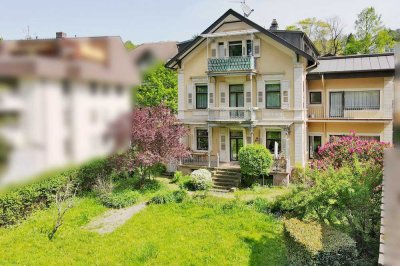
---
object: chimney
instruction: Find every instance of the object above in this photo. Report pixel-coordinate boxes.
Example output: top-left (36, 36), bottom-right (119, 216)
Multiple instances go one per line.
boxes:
top-left (269, 19), bottom-right (278, 31)
top-left (56, 32), bottom-right (67, 39)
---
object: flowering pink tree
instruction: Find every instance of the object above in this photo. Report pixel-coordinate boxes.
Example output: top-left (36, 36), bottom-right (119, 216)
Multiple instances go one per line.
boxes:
top-left (311, 131), bottom-right (390, 170)
top-left (110, 105), bottom-right (190, 183)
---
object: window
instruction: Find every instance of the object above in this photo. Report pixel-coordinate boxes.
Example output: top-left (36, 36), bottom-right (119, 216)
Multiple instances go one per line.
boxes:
top-left (197, 129), bottom-right (208, 150)
top-left (344, 90), bottom-right (380, 110)
top-left (265, 82), bottom-right (281, 109)
top-left (359, 135), bottom-right (380, 141)
top-left (196, 85), bottom-right (208, 109)
top-left (309, 135), bottom-right (322, 159)
top-left (229, 41), bottom-right (242, 57)
top-left (266, 131), bottom-right (281, 154)
top-left (310, 91), bottom-right (322, 104)
top-left (246, 40), bottom-right (252, 56)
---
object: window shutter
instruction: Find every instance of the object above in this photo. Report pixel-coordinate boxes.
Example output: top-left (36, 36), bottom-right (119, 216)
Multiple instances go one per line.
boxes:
top-left (223, 42), bottom-right (228, 57)
top-left (208, 82), bottom-right (215, 108)
top-left (281, 80), bottom-right (290, 109)
top-left (187, 83), bottom-right (194, 109)
top-left (219, 82), bottom-right (228, 107)
top-left (244, 81), bottom-right (252, 108)
top-left (257, 79), bottom-right (265, 108)
top-left (210, 42), bottom-right (217, 58)
top-left (253, 39), bottom-right (261, 57)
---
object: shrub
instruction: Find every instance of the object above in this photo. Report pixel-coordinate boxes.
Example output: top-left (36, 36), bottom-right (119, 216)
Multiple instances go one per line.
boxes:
top-left (290, 164), bottom-right (309, 185)
top-left (171, 171), bottom-right (183, 183)
top-left (284, 218), bottom-right (357, 265)
top-left (312, 132), bottom-right (390, 170)
top-left (99, 190), bottom-right (140, 209)
top-left (190, 169), bottom-right (213, 191)
top-left (238, 144), bottom-right (273, 186)
top-left (0, 170), bottom-right (77, 227)
top-left (76, 158), bottom-right (112, 192)
top-left (149, 190), bottom-right (188, 204)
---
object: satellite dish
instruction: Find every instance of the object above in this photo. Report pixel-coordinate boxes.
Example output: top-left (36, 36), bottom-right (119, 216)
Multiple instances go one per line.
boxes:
top-left (240, 0), bottom-right (254, 17)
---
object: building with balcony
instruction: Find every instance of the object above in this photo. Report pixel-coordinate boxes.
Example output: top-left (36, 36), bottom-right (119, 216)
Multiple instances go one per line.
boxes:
top-left (166, 9), bottom-right (395, 186)
top-left (0, 34), bottom-right (136, 185)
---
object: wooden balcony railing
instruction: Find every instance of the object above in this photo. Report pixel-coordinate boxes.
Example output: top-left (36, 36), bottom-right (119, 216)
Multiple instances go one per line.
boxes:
top-left (208, 107), bottom-right (256, 122)
top-left (208, 56), bottom-right (255, 73)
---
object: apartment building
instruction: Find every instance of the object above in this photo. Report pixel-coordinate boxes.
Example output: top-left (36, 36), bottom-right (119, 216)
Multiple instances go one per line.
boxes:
top-left (0, 34), bottom-right (135, 185)
top-left (166, 9), bottom-right (395, 185)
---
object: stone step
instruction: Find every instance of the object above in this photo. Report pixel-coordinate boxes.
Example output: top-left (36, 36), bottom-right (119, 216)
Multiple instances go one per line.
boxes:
top-left (212, 184), bottom-right (234, 190)
top-left (213, 179), bottom-right (239, 185)
top-left (210, 188), bottom-right (230, 193)
top-left (213, 174), bottom-right (241, 180)
top-left (216, 169), bottom-right (241, 174)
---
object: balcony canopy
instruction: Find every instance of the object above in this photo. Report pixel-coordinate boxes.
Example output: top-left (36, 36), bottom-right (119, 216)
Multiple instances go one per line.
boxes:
top-left (200, 29), bottom-right (259, 38)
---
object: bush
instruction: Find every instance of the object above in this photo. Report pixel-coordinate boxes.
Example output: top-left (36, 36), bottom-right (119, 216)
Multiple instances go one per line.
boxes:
top-left (171, 171), bottom-right (183, 183)
top-left (190, 169), bottom-right (213, 191)
top-left (0, 169), bottom-right (77, 227)
top-left (149, 190), bottom-right (188, 204)
top-left (99, 190), bottom-right (140, 209)
top-left (76, 158), bottom-right (112, 192)
top-left (284, 218), bottom-right (357, 265)
top-left (290, 164), bottom-right (309, 185)
top-left (238, 144), bottom-right (273, 186)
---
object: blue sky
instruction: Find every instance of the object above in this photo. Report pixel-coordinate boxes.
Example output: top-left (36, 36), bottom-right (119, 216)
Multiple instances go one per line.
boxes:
top-left (0, 0), bottom-right (398, 44)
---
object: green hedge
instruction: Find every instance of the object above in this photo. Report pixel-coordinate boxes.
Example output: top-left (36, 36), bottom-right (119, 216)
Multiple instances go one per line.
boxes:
top-left (283, 218), bottom-right (357, 265)
top-left (0, 158), bottom-right (110, 227)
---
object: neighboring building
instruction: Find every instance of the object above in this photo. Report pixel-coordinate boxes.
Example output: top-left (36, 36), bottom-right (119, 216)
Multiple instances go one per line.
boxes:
top-left (0, 33), bottom-right (135, 185)
top-left (129, 41), bottom-right (178, 82)
top-left (166, 9), bottom-right (395, 185)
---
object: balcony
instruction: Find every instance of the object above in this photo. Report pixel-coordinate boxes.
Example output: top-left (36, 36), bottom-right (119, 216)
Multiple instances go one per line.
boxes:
top-left (307, 106), bottom-right (390, 120)
top-left (208, 107), bottom-right (256, 122)
top-left (208, 56), bottom-right (255, 74)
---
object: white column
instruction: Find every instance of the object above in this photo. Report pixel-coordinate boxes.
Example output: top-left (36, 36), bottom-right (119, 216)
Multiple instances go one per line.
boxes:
top-left (208, 125), bottom-right (212, 167)
top-left (250, 126), bottom-right (254, 144)
top-left (383, 122), bottom-right (393, 144)
top-left (293, 63), bottom-right (305, 120)
top-left (383, 77), bottom-right (394, 119)
top-left (294, 122), bottom-right (306, 166)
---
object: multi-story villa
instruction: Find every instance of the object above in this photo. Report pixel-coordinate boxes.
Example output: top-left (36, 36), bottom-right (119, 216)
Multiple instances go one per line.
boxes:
top-left (166, 9), bottom-right (395, 186)
top-left (0, 33), bottom-right (135, 185)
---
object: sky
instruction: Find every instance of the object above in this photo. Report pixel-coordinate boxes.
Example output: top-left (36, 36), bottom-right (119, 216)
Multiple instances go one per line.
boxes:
top-left (0, 0), bottom-right (399, 44)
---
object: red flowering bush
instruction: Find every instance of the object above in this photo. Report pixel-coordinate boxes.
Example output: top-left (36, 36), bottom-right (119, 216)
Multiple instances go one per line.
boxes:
top-left (311, 132), bottom-right (390, 170)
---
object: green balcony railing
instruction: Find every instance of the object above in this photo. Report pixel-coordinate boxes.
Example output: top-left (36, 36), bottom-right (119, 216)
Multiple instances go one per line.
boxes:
top-left (208, 56), bottom-right (255, 72)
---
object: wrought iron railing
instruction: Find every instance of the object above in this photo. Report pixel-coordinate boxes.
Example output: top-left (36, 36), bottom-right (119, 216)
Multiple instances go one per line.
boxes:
top-left (208, 56), bottom-right (255, 72)
top-left (181, 153), bottom-right (219, 168)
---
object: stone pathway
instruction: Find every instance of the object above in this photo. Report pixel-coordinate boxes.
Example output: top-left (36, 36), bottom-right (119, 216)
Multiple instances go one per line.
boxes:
top-left (83, 202), bottom-right (148, 234)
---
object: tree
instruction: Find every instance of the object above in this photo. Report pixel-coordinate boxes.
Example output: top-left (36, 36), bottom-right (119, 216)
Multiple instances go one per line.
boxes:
top-left (124, 40), bottom-right (136, 51)
top-left (325, 16), bottom-right (345, 55)
top-left (238, 144), bottom-right (273, 186)
top-left (136, 63), bottom-right (178, 113)
top-left (111, 105), bottom-right (190, 184)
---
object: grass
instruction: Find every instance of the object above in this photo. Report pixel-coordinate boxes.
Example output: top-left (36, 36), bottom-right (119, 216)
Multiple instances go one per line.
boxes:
top-left (233, 186), bottom-right (292, 201)
top-left (0, 196), bottom-right (287, 265)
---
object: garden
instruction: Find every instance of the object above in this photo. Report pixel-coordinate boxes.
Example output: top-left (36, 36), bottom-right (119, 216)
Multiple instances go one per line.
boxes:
top-left (0, 105), bottom-right (388, 265)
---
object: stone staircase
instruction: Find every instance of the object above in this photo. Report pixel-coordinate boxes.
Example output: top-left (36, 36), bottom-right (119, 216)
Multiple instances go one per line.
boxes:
top-left (211, 168), bottom-right (241, 193)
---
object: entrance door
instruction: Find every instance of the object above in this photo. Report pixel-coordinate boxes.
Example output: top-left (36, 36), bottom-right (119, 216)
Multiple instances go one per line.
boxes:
top-left (230, 131), bottom-right (243, 161)
top-left (229, 85), bottom-right (244, 119)
top-left (329, 92), bottom-right (344, 118)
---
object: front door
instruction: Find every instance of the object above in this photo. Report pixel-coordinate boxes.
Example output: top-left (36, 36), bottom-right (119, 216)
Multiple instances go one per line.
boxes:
top-left (329, 92), bottom-right (344, 118)
top-left (230, 131), bottom-right (243, 161)
top-left (229, 85), bottom-right (244, 119)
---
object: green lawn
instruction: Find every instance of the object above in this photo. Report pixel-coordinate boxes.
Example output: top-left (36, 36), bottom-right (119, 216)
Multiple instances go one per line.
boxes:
top-left (0, 196), bottom-right (287, 265)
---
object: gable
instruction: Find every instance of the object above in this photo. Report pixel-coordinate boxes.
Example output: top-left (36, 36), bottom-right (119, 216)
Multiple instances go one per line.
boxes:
top-left (166, 9), bottom-right (317, 69)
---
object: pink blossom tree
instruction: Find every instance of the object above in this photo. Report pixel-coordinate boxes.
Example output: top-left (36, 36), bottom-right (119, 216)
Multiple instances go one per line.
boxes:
top-left (110, 105), bottom-right (190, 184)
top-left (311, 131), bottom-right (390, 170)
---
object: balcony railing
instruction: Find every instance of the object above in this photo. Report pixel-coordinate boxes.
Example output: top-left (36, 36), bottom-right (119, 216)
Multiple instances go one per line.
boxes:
top-left (208, 107), bottom-right (256, 122)
top-left (208, 56), bottom-right (255, 73)
top-left (181, 153), bottom-right (219, 168)
top-left (307, 106), bottom-right (389, 120)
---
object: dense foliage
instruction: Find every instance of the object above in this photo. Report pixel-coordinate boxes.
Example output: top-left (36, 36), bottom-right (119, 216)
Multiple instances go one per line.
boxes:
top-left (190, 169), bottom-right (213, 191)
top-left (111, 105), bottom-right (190, 184)
top-left (136, 63), bottom-right (178, 113)
top-left (149, 190), bottom-right (188, 204)
top-left (238, 144), bottom-right (273, 186)
top-left (311, 132), bottom-right (389, 170)
top-left (99, 190), bottom-right (140, 209)
top-left (284, 218), bottom-right (357, 265)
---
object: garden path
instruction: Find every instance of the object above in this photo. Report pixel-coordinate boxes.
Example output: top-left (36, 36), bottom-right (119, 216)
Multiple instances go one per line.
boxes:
top-left (83, 202), bottom-right (147, 234)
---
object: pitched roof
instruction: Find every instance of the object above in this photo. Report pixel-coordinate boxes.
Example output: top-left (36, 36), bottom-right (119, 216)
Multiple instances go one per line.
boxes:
top-left (310, 53), bottom-right (395, 73)
top-left (130, 41), bottom-right (178, 63)
top-left (166, 9), bottom-right (318, 69)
